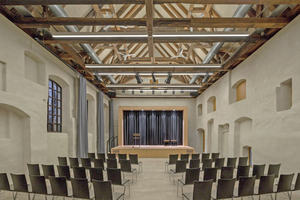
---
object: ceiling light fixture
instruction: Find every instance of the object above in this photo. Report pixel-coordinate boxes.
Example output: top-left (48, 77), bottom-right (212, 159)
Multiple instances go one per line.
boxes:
top-left (107, 84), bottom-right (202, 88)
top-left (116, 95), bottom-right (193, 98)
top-left (95, 72), bottom-right (214, 76)
top-left (87, 64), bottom-right (221, 69)
top-left (52, 32), bottom-right (148, 38)
top-left (132, 90), bottom-right (134, 94)
top-left (135, 72), bottom-right (143, 84)
top-left (165, 72), bottom-right (172, 84)
top-left (152, 72), bottom-right (157, 83)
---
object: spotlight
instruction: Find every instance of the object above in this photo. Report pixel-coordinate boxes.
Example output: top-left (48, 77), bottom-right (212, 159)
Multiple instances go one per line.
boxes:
top-left (202, 72), bottom-right (210, 83)
top-left (152, 72), bottom-right (157, 83)
top-left (181, 90), bottom-right (184, 93)
top-left (164, 90), bottom-right (167, 93)
top-left (152, 90), bottom-right (155, 95)
top-left (122, 89), bottom-right (125, 93)
top-left (140, 89), bottom-right (143, 93)
top-left (135, 72), bottom-right (143, 84)
top-left (132, 90), bottom-right (134, 94)
top-left (165, 72), bottom-right (172, 84)
top-left (172, 90), bottom-right (175, 95)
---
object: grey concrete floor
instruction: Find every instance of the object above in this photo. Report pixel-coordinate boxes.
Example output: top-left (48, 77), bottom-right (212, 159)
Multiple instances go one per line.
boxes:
top-left (0, 158), bottom-right (299, 199)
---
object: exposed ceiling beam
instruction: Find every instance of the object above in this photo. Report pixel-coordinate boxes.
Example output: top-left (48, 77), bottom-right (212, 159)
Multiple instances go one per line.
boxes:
top-left (2, 0), bottom-right (299, 5)
top-left (146, 0), bottom-right (155, 64)
top-left (14, 17), bottom-right (290, 29)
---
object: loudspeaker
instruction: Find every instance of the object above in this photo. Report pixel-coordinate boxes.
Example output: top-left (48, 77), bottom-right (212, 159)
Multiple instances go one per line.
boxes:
top-left (190, 92), bottom-right (199, 97)
top-left (108, 91), bottom-right (116, 98)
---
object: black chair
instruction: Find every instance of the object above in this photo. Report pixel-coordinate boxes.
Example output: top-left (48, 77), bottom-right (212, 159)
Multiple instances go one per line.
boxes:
top-left (178, 168), bottom-right (200, 196)
top-left (107, 153), bottom-right (116, 159)
top-left (255, 174), bottom-right (275, 200)
top-left (49, 176), bottom-right (72, 199)
top-left (120, 160), bottom-right (137, 184)
top-left (234, 176), bottom-right (256, 200)
top-left (73, 167), bottom-right (87, 179)
top-left (93, 180), bottom-right (124, 200)
top-left (107, 168), bottom-right (130, 197)
top-left (10, 173), bottom-right (30, 200)
top-left (202, 158), bottom-right (213, 170)
top-left (291, 173), bottom-right (300, 197)
top-left (129, 154), bottom-right (142, 173)
top-left (268, 164), bottom-right (281, 178)
top-left (212, 178), bottom-right (236, 200)
top-left (29, 175), bottom-right (49, 200)
top-left (203, 167), bottom-right (218, 182)
top-left (170, 160), bottom-right (186, 184)
top-left (182, 180), bottom-right (213, 200)
top-left (274, 173), bottom-right (294, 200)
top-left (191, 153), bottom-right (200, 160)
top-left (71, 178), bottom-right (93, 199)
top-left (215, 158), bottom-right (225, 169)
top-left (41, 164), bottom-right (55, 179)
top-left (237, 165), bottom-right (250, 180)
top-left (57, 157), bottom-right (68, 166)
top-left (97, 153), bottom-right (106, 163)
top-left (57, 165), bottom-right (71, 180)
top-left (189, 159), bottom-right (200, 169)
top-left (238, 157), bottom-right (248, 166)
top-left (227, 157), bottom-right (237, 168)
top-left (211, 153), bottom-right (220, 162)
top-left (181, 154), bottom-right (189, 164)
top-left (27, 164), bottom-right (40, 176)
top-left (107, 158), bottom-right (118, 169)
top-left (165, 154), bottom-right (178, 173)
top-left (201, 153), bottom-right (210, 162)
top-left (252, 164), bottom-right (265, 179)
top-left (69, 157), bottom-right (79, 168)
top-left (81, 158), bottom-right (92, 169)
top-left (89, 168), bottom-right (104, 182)
top-left (87, 153), bottom-right (96, 162)
top-left (118, 154), bottom-right (127, 162)
top-left (220, 166), bottom-right (234, 179)
top-left (0, 173), bottom-right (13, 197)
top-left (94, 158), bottom-right (105, 170)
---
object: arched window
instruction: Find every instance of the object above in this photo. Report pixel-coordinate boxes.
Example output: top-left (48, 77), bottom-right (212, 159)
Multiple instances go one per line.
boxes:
top-left (47, 80), bottom-right (62, 132)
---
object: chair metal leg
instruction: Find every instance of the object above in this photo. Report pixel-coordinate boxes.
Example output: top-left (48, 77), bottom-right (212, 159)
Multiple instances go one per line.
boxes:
top-left (259, 195), bottom-right (261, 200)
top-left (275, 193), bottom-right (277, 200)
top-left (14, 192), bottom-right (18, 200)
top-left (33, 194), bottom-right (36, 200)
top-left (287, 192), bottom-right (292, 200)
top-left (28, 193), bottom-right (30, 200)
top-left (270, 194), bottom-right (274, 200)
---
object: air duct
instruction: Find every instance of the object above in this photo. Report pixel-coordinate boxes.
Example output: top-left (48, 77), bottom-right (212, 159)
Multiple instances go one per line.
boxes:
top-left (189, 5), bottom-right (253, 84)
top-left (47, 5), bottom-right (117, 84)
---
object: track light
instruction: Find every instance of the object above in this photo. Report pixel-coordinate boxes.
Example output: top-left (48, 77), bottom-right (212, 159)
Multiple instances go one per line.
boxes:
top-left (140, 89), bottom-right (143, 93)
top-left (152, 90), bottom-right (155, 95)
top-left (132, 90), bottom-right (134, 94)
top-left (122, 89), bottom-right (125, 93)
top-left (164, 90), bottom-right (167, 93)
top-left (165, 72), bottom-right (172, 84)
top-left (152, 72), bottom-right (157, 83)
top-left (181, 90), bottom-right (184, 93)
top-left (172, 90), bottom-right (175, 95)
top-left (135, 72), bottom-right (143, 84)
top-left (202, 72), bottom-right (210, 83)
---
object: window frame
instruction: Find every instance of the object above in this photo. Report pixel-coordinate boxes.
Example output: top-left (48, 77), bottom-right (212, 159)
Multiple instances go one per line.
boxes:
top-left (47, 79), bottom-right (62, 132)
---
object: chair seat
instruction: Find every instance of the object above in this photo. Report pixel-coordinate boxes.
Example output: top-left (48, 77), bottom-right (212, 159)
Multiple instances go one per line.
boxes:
top-left (113, 192), bottom-right (124, 200)
top-left (182, 192), bottom-right (193, 200)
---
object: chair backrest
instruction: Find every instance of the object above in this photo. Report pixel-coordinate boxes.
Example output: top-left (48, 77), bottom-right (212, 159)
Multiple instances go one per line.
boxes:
top-left (295, 173), bottom-right (300, 191)
top-left (238, 157), bottom-right (248, 166)
top-left (29, 175), bottom-right (48, 195)
top-left (169, 154), bottom-right (179, 165)
top-left (215, 158), bottom-right (225, 169)
top-left (216, 178), bottom-right (236, 199)
top-left (10, 173), bottom-right (28, 192)
top-left (191, 153), bottom-right (200, 160)
top-left (202, 158), bottom-right (213, 170)
top-left (258, 174), bottom-right (275, 194)
top-left (49, 176), bottom-right (68, 197)
top-left (27, 163), bottom-right (40, 176)
top-left (81, 158), bottom-right (92, 169)
top-left (0, 173), bottom-right (10, 191)
top-left (42, 164), bottom-right (55, 179)
top-left (189, 159), bottom-right (200, 169)
top-left (73, 167), bottom-right (87, 179)
top-left (267, 164), bottom-right (281, 178)
top-left (238, 176), bottom-right (256, 197)
top-left (277, 173), bottom-right (294, 192)
top-left (87, 153), bottom-right (96, 161)
top-left (204, 167), bottom-right (218, 182)
top-left (175, 160), bottom-right (187, 173)
top-left (120, 160), bottom-right (132, 172)
top-left (93, 180), bottom-right (113, 200)
top-left (237, 165), bottom-right (250, 180)
top-left (118, 154), bottom-right (127, 162)
top-left (58, 157), bottom-right (68, 166)
top-left (220, 166), bottom-right (234, 179)
top-left (71, 178), bottom-right (90, 199)
top-left (107, 168), bottom-right (122, 185)
top-left (201, 153), bottom-right (210, 161)
top-left (69, 157), bottom-right (79, 168)
top-left (185, 168), bottom-right (200, 184)
top-left (181, 154), bottom-right (189, 164)
top-left (107, 158), bottom-right (118, 169)
top-left (94, 158), bottom-right (105, 170)
top-left (97, 153), bottom-right (106, 163)
top-left (57, 165), bottom-right (71, 180)
top-left (227, 157), bottom-right (237, 168)
top-left (211, 153), bottom-right (220, 162)
top-left (193, 180), bottom-right (213, 200)
top-left (89, 168), bottom-right (104, 182)
top-left (107, 153), bottom-right (116, 159)
top-left (252, 164), bottom-right (265, 179)
top-left (129, 154), bottom-right (139, 165)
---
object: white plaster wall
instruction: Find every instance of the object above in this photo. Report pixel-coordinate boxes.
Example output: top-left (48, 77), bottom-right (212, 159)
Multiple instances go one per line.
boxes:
top-left (195, 15), bottom-right (300, 173)
top-left (113, 98), bottom-right (197, 151)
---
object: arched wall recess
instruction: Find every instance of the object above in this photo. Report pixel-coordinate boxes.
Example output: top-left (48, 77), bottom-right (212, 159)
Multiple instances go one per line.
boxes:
top-left (229, 79), bottom-right (246, 104)
top-left (207, 118), bottom-right (214, 153)
top-left (218, 123), bottom-right (229, 158)
top-left (197, 128), bottom-right (205, 153)
top-left (234, 117), bottom-right (252, 157)
top-left (24, 51), bottom-right (46, 86)
top-left (207, 96), bottom-right (216, 113)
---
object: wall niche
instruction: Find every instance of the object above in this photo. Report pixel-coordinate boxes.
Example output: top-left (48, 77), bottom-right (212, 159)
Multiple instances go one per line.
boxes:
top-left (0, 61), bottom-right (6, 91)
top-left (276, 78), bottom-right (292, 112)
top-left (197, 104), bottom-right (203, 116)
top-left (207, 96), bottom-right (216, 113)
top-left (25, 51), bottom-right (46, 86)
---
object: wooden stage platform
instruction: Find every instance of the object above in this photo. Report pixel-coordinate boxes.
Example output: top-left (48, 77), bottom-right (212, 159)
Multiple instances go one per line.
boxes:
top-left (111, 145), bottom-right (194, 158)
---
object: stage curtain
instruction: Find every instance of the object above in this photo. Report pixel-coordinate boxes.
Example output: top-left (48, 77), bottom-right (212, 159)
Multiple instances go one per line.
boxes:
top-left (123, 111), bottom-right (183, 145)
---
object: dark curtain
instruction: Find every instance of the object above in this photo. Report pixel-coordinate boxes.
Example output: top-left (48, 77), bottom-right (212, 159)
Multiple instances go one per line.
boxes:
top-left (123, 111), bottom-right (183, 145)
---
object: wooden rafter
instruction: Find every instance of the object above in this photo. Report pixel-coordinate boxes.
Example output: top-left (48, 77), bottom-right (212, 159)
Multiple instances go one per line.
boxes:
top-left (146, 0), bottom-right (155, 63)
